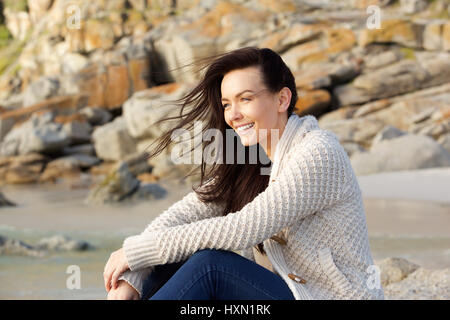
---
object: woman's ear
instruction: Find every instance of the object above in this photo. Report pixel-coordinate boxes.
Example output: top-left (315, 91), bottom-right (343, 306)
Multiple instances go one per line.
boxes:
top-left (277, 87), bottom-right (292, 113)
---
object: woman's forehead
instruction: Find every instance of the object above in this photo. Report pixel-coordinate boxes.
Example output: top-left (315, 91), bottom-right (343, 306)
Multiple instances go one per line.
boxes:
top-left (221, 69), bottom-right (264, 96)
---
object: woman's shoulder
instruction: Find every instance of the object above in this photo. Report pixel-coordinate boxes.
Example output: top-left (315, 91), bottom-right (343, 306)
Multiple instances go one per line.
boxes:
top-left (292, 124), bottom-right (343, 153)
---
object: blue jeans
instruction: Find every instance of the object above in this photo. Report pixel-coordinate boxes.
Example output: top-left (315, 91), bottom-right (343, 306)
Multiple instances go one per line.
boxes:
top-left (143, 248), bottom-right (295, 300)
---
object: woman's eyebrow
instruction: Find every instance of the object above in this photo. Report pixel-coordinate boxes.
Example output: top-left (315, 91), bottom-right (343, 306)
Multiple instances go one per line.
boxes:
top-left (221, 90), bottom-right (254, 101)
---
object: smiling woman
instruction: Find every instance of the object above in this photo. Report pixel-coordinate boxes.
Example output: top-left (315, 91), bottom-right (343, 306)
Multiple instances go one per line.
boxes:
top-left (104, 47), bottom-right (384, 301)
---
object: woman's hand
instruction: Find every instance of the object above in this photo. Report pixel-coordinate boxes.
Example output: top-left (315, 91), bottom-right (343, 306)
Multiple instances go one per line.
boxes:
top-left (107, 280), bottom-right (140, 300)
top-left (103, 248), bottom-right (130, 292)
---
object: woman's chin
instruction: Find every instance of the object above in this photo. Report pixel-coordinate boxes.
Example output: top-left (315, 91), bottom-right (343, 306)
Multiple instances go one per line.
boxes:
top-left (238, 133), bottom-right (258, 146)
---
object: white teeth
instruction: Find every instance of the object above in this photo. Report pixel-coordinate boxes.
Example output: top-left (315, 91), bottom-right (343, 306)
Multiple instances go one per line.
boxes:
top-left (236, 123), bottom-right (254, 131)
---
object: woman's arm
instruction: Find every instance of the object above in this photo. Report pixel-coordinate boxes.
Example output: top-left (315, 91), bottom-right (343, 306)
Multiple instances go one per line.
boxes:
top-left (123, 131), bottom-right (351, 271)
top-left (116, 178), bottom-right (225, 298)
top-left (141, 183), bottom-right (226, 232)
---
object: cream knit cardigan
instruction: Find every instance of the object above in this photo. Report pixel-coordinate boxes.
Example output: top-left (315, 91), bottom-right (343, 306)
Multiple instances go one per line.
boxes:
top-left (119, 114), bottom-right (385, 300)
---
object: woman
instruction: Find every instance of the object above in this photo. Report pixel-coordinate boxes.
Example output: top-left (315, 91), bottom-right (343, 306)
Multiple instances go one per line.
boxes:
top-left (103, 47), bottom-right (385, 300)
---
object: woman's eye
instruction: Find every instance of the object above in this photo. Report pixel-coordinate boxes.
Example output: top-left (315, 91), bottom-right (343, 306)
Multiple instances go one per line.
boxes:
top-left (222, 104), bottom-right (229, 109)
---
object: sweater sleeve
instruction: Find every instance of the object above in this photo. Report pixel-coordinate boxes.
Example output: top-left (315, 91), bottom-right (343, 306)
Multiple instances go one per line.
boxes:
top-left (117, 267), bottom-right (154, 299)
top-left (139, 178), bottom-right (226, 233)
top-left (123, 132), bottom-right (350, 271)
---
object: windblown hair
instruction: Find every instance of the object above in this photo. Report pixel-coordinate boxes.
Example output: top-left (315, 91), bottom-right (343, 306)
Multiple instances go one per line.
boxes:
top-left (144, 47), bottom-right (298, 255)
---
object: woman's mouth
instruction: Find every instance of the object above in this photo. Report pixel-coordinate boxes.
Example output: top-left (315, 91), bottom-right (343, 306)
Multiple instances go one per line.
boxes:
top-left (236, 122), bottom-right (255, 135)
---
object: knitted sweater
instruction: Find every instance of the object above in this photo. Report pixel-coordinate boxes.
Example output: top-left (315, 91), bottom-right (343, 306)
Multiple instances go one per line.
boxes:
top-left (119, 114), bottom-right (385, 300)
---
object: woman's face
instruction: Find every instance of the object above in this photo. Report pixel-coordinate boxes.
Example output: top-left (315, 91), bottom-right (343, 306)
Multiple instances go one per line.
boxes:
top-left (221, 66), bottom-right (289, 150)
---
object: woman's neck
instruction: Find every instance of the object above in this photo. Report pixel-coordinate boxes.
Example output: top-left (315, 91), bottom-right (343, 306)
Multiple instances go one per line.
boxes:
top-left (264, 115), bottom-right (288, 162)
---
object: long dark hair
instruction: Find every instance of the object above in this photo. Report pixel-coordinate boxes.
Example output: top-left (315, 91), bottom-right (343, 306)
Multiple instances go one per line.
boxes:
top-left (144, 47), bottom-right (298, 255)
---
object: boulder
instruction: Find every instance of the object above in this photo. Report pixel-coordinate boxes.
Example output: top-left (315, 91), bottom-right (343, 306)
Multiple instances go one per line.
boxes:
top-left (375, 257), bottom-right (420, 287)
top-left (0, 152), bottom-right (47, 184)
top-left (85, 162), bottom-right (138, 204)
top-left (384, 268), bottom-right (450, 300)
top-left (350, 133), bottom-right (450, 175)
top-left (294, 89), bottom-right (330, 117)
top-left (85, 161), bottom-right (165, 204)
top-left (363, 51), bottom-right (402, 70)
top-left (341, 142), bottom-right (366, 157)
top-left (36, 235), bottom-right (94, 251)
top-left (123, 182), bottom-right (167, 202)
top-left (423, 21), bottom-right (445, 51)
top-left (371, 125), bottom-right (407, 145)
top-left (0, 235), bottom-right (44, 257)
top-left (410, 118), bottom-right (450, 140)
top-left (62, 121), bottom-right (93, 145)
top-left (62, 144), bottom-right (95, 156)
top-left (22, 76), bottom-right (60, 107)
top-left (151, 1), bottom-right (270, 83)
top-left (334, 56), bottom-right (450, 106)
top-left (27, 0), bottom-right (54, 24)
top-left (0, 191), bottom-right (16, 206)
top-left (3, 8), bottom-right (31, 41)
top-left (358, 19), bottom-right (423, 48)
top-left (61, 53), bottom-right (89, 75)
top-left (0, 112), bottom-right (70, 156)
top-left (437, 133), bottom-right (450, 154)
top-left (79, 107), bottom-right (112, 126)
top-left (400, 0), bottom-right (428, 14)
top-left (444, 22), bottom-right (450, 51)
top-left (39, 154), bottom-right (101, 183)
top-left (320, 118), bottom-right (385, 145)
top-left (92, 116), bottom-right (137, 161)
top-left (122, 82), bottom-right (193, 140)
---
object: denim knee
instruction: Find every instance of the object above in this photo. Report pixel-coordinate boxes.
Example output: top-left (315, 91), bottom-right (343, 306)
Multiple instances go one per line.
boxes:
top-left (188, 248), bottom-right (231, 266)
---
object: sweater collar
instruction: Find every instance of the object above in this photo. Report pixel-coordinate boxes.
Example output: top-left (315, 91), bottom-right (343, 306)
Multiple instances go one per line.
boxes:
top-left (271, 114), bottom-right (319, 177)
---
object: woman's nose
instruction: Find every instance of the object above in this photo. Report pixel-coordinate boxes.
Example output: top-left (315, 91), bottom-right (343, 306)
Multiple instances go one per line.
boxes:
top-left (229, 104), bottom-right (242, 122)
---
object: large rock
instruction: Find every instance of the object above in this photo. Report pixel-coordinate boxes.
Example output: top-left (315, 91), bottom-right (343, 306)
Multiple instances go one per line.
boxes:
top-left (122, 82), bottom-right (194, 140)
top-left (0, 112), bottom-right (70, 156)
top-left (85, 160), bottom-right (166, 204)
top-left (0, 153), bottom-right (47, 184)
top-left (438, 133), bottom-right (450, 154)
top-left (39, 155), bottom-right (92, 183)
top-left (22, 76), bottom-right (60, 107)
top-left (334, 56), bottom-right (450, 106)
top-left (61, 53), bottom-right (89, 75)
top-left (400, 0), bottom-right (428, 14)
top-left (3, 8), bottom-right (31, 41)
top-left (294, 89), bottom-right (330, 117)
top-left (423, 21), bottom-right (446, 51)
top-left (85, 162), bottom-right (140, 205)
top-left (350, 133), bottom-right (450, 175)
top-left (0, 95), bottom-right (88, 143)
top-left (92, 116), bottom-right (137, 161)
top-left (371, 125), bottom-right (407, 145)
top-left (0, 235), bottom-right (44, 257)
top-left (384, 268), bottom-right (450, 300)
top-left (27, 0), bottom-right (54, 24)
top-left (0, 191), bottom-right (16, 206)
top-left (358, 19), bottom-right (423, 48)
top-left (376, 257), bottom-right (420, 287)
top-left (36, 235), bottom-right (94, 251)
top-left (62, 144), bottom-right (95, 156)
top-left (320, 118), bottom-right (386, 145)
top-left (62, 120), bottom-right (93, 145)
top-left (62, 54), bottom-right (152, 109)
top-left (150, 1), bottom-right (270, 83)
top-left (444, 22), bottom-right (450, 51)
top-left (79, 107), bottom-right (112, 126)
